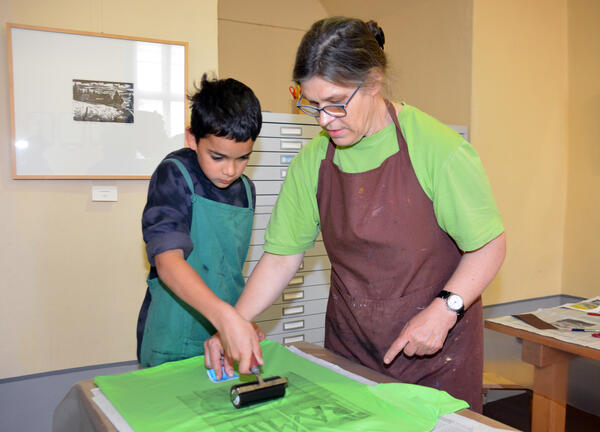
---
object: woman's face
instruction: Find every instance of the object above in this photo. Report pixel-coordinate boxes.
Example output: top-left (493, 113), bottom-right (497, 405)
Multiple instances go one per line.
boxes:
top-left (299, 76), bottom-right (380, 147)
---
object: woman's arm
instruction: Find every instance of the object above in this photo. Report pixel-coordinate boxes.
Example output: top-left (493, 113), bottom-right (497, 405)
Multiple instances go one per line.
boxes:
top-left (204, 252), bottom-right (304, 375)
top-left (384, 232), bottom-right (506, 362)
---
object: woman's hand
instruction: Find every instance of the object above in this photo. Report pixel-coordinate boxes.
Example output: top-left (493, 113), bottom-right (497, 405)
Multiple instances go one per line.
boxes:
top-left (384, 233), bottom-right (506, 363)
top-left (383, 299), bottom-right (457, 362)
top-left (204, 319), bottom-right (266, 380)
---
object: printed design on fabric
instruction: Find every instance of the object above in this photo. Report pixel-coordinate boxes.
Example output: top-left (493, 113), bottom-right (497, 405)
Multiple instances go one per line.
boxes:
top-left (176, 372), bottom-right (371, 430)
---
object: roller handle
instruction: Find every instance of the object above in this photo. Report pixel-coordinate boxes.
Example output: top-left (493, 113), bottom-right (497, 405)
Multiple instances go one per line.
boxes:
top-left (249, 353), bottom-right (261, 376)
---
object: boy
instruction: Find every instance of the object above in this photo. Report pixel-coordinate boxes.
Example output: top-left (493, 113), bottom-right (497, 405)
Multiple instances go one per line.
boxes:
top-left (136, 74), bottom-right (262, 367)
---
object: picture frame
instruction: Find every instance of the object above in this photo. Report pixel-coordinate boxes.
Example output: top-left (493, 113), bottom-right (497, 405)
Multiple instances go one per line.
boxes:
top-left (7, 23), bottom-right (188, 179)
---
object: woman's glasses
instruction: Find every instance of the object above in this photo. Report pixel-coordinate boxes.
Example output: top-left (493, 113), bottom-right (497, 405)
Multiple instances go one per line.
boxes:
top-left (296, 85), bottom-right (361, 118)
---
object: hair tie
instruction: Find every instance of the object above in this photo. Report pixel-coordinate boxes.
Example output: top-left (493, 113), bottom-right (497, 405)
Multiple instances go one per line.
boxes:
top-left (366, 20), bottom-right (385, 50)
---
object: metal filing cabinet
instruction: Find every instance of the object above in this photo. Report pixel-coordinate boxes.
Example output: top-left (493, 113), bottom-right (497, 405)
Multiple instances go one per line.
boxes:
top-left (243, 112), bottom-right (330, 347)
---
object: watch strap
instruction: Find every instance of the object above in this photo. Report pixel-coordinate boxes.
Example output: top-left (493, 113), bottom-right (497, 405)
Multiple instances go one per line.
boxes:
top-left (436, 290), bottom-right (465, 316)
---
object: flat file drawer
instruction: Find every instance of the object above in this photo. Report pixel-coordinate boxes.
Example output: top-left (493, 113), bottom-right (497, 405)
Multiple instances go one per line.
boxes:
top-left (258, 313), bottom-right (326, 335)
top-left (259, 122), bottom-right (322, 139)
top-left (265, 328), bottom-right (324, 345)
top-left (255, 205), bottom-right (274, 215)
top-left (253, 214), bottom-right (270, 230)
top-left (253, 180), bottom-right (282, 195)
top-left (272, 284), bottom-right (330, 305)
top-left (255, 195), bottom-right (277, 215)
top-left (248, 152), bottom-right (298, 167)
top-left (244, 254), bottom-right (331, 276)
top-left (282, 269), bottom-right (330, 288)
top-left (256, 195), bottom-right (278, 206)
top-left (243, 269), bottom-right (330, 289)
top-left (251, 229), bottom-right (322, 246)
top-left (246, 240), bottom-right (327, 261)
top-left (253, 137), bottom-right (310, 152)
top-left (255, 298), bottom-right (328, 322)
top-left (245, 166), bottom-right (289, 181)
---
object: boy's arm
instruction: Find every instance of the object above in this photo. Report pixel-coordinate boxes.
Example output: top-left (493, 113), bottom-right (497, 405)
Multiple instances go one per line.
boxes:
top-left (204, 252), bottom-right (304, 375)
top-left (154, 249), bottom-right (257, 354)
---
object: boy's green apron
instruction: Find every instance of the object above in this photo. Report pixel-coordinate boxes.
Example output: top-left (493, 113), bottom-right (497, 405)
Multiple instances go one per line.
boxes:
top-left (140, 158), bottom-right (253, 367)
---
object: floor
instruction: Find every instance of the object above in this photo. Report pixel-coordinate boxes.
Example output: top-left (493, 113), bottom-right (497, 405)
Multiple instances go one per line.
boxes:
top-left (483, 392), bottom-right (600, 431)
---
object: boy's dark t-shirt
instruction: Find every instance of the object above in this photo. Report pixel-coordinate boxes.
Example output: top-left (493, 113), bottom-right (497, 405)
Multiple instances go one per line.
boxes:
top-left (142, 147), bottom-right (256, 279)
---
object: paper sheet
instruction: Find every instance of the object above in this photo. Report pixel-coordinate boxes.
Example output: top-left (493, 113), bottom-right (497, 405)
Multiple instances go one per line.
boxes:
top-left (487, 298), bottom-right (600, 349)
top-left (560, 295), bottom-right (600, 313)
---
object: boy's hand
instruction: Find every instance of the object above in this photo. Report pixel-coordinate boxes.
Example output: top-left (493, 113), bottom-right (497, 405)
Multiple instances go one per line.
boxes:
top-left (204, 333), bottom-right (233, 380)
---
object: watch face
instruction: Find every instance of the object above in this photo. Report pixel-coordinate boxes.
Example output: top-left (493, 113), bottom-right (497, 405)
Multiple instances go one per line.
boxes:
top-left (447, 294), bottom-right (464, 310)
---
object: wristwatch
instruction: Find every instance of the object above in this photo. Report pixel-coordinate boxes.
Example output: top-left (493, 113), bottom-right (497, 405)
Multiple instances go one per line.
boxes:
top-left (436, 290), bottom-right (465, 316)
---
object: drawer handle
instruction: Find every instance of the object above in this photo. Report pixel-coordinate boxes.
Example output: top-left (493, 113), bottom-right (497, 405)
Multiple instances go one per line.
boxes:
top-left (283, 290), bottom-right (304, 301)
top-left (284, 334), bottom-right (305, 344)
top-left (280, 154), bottom-right (294, 165)
top-left (280, 168), bottom-right (287, 178)
top-left (298, 260), bottom-right (304, 270)
top-left (280, 126), bottom-right (302, 136)
top-left (283, 320), bottom-right (305, 330)
top-left (280, 139), bottom-right (302, 150)
top-left (283, 305), bottom-right (304, 316)
top-left (288, 275), bottom-right (304, 286)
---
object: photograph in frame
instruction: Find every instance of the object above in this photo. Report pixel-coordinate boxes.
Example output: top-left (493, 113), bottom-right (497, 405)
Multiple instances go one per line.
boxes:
top-left (73, 79), bottom-right (134, 124)
top-left (8, 23), bottom-right (188, 179)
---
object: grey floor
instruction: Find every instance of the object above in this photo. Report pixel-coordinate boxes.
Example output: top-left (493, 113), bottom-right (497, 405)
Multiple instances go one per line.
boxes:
top-left (0, 362), bottom-right (138, 432)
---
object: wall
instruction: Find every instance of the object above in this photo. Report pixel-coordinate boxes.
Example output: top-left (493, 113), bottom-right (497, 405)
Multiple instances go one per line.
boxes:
top-left (218, 0), bottom-right (328, 113)
top-left (0, 0), bottom-right (218, 379)
top-left (218, 0), bottom-right (473, 126)
top-left (563, 0), bottom-right (600, 299)
top-left (471, 0), bottom-right (569, 304)
top-left (318, 0), bottom-right (473, 126)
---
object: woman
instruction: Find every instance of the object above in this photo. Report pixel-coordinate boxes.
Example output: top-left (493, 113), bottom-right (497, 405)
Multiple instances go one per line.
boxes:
top-left (205, 17), bottom-right (505, 412)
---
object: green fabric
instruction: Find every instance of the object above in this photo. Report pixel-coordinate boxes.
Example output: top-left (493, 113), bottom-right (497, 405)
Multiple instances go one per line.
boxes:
top-left (140, 159), bottom-right (254, 367)
top-left (264, 103), bottom-right (504, 254)
top-left (96, 340), bottom-right (468, 431)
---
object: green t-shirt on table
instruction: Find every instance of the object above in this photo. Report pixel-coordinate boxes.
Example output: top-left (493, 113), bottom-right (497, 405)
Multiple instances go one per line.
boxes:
top-left (264, 103), bottom-right (504, 254)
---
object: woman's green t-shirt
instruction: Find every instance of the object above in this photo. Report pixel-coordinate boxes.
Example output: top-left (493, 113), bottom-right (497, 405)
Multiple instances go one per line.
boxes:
top-left (264, 103), bottom-right (504, 254)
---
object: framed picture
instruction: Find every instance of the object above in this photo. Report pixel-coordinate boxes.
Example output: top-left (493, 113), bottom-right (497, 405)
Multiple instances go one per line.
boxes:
top-left (7, 23), bottom-right (188, 179)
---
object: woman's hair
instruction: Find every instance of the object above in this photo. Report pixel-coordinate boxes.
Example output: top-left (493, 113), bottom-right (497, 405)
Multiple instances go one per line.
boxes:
top-left (293, 17), bottom-right (387, 87)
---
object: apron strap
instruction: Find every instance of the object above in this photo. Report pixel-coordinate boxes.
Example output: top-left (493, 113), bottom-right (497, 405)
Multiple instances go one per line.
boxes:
top-left (325, 137), bottom-right (336, 161)
top-left (240, 175), bottom-right (254, 210)
top-left (326, 100), bottom-right (404, 160)
top-left (384, 100), bottom-right (409, 153)
top-left (165, 157), bottom-right (253, 209)
top-left (165, 158), bottom-right (195, 195)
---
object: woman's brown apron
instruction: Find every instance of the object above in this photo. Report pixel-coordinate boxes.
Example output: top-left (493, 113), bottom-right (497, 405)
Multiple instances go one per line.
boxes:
top-left (316, 101), bottom-right (483, 412)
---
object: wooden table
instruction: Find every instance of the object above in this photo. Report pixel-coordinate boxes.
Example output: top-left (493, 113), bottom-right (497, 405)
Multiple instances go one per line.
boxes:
top-left (485, 320), bottom-right (600, 432)
top-left (53, 341), bottom-right (515, 431)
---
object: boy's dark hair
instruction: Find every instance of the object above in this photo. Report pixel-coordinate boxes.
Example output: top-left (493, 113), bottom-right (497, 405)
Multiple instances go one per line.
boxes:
top-left (188, 74), bottom-right (262, 143)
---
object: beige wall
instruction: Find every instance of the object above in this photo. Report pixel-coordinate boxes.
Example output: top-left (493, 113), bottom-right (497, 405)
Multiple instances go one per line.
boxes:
top-left (219, 0), bottom-right (472, 126)
top-left (218, 1), bottom-right (328, 113)
top-left (563, 0), bottom-right (600, 299)
top-left (0, 0), bottom-right (218, 378)
top-left (472, 0), bottom-right (569, 304)
top-left (319, 0), bottom-right (473, 126)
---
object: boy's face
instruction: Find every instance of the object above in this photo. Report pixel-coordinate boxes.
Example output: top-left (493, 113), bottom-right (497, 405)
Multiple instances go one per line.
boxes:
top-left (187, 131), bottom-right (253, 189)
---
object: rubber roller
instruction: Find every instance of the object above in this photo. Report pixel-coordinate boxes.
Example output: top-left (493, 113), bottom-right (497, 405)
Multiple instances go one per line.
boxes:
top-left (230, 355), bottom-right (288, 409)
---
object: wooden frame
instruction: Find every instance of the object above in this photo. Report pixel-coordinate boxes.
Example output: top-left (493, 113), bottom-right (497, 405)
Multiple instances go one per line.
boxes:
top-left (7, 23), bottom-right (188, 179)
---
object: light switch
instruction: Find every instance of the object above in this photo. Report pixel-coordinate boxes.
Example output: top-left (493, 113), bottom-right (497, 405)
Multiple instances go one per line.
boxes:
top-left (92, 186), bottom-right (118, 202)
